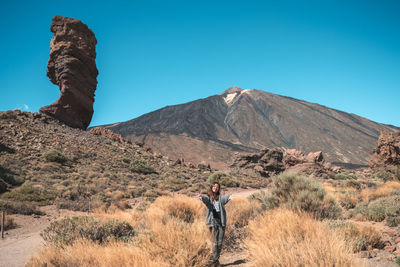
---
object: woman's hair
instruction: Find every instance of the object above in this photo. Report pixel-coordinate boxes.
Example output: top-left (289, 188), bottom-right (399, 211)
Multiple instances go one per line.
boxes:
top-left (208, 182), bottom-right (220, 200)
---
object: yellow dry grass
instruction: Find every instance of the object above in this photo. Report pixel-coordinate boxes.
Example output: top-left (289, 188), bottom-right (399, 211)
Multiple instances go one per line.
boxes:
top-left (27, 240), bottom-right (166, 267)
top-left (140, 195), bottom-right (210, 266)
top-left (225, 197), bottom-right (261, 228)
top-left (245, 209), bottom-right (357, 267)
top-left (28, 195), bottom-right (211, 267)
top-left (360, 181), bottom-right (400, 202)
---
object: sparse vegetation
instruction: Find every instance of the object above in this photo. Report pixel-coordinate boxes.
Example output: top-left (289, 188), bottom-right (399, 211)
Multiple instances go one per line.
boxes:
top-left (207, 171), bottom-right (240, 187)
top-left (0, 111), bottom-right (267, 211)
top-left (335, 172), bottom-right (357, 180)
top-left (250, 172), bottom-right (341, 219)
top-left (327, 220), bottom-right (383, 252)
top-left (0, 199), bottom-right (42, 215)
top-left (130, 160), bottom-right (156, 174)
top-left (0, 166), bottom-right (24, 187)
top-left (1, 184), bottom-right (55, 205)
top-left (0, 179), bottom-right (7, 193)
top-left (351, 194), bottom-right (400, 226)
top-left (44, 150), bottom-right (67, 164)
top-left (372, 171), bottom-right (398, 182)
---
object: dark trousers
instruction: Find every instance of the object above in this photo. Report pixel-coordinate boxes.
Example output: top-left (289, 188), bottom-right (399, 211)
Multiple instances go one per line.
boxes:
top-left (209, 225), bottom-right (225, 262)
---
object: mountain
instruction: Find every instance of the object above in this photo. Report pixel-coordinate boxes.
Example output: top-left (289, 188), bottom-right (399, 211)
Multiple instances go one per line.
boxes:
top-left (104, 87), bottom-right (399, 169)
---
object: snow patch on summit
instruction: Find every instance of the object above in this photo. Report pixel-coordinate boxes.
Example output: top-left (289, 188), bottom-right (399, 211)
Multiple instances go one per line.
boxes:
top-left (223, 89), bottom-right (251, 105)
top-left (224, 93), bottom-right (237, 104)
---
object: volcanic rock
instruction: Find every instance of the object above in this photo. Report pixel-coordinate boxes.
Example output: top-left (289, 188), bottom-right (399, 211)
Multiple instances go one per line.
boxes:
top-left (369, 130), bottom-right (400, 172)
top-left (230, 148), bottom-right (285, 177)
top-left (283, 149), bottom-right (307, 167)
top-left (230, 147), bottom-right (332, 177)
top-left (40, 15), bottom-right (98, 130)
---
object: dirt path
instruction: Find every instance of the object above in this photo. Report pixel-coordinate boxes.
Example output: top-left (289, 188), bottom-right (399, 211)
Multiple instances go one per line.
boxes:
top-left (0, 206), bottom-right (85, 267)
top-left (220, 250), bottom-right (251, 267)
top-left (225, 187), bottom-right (268, 198)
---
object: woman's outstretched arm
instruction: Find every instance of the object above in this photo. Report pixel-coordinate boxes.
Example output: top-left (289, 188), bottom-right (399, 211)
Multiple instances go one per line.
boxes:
top-left (198, 194), bottom-right (214, 209)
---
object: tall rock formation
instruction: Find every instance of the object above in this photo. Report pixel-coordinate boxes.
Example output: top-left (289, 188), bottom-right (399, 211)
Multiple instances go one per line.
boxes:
top-left (369, 130), bottom-right (400, 171)
top-left (40, 15), bottom-right (98, 130)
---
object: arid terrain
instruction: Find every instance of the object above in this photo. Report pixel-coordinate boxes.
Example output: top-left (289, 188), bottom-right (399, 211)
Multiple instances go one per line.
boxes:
top-left (1, 109), bottom-right (400, 267)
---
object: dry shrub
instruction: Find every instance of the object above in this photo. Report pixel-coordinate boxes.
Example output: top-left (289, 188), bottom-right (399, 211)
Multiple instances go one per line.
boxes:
top-left (245, 209), bottom-right (356, 266)
top-left (139, 195), bottom-right (210, 266)
top-left (146, 194), bottom-right (203, 223)
top-left (4, 215), bottom-right (17, 230)
top-left (41, 216), bottom-right (136, 246)
top-left (360, 181), bottom-right (400, 202)
top-left (328, 221), bottom-right (383, 252)
top-left (351, 194), bottom-right (400, 226)
top-left (140, 215), bottom-right (210, 266)
top-left (251, 173), bottom-right (342, 219)
top-left (27, 240), bottom-right (166, 267)
top-left (0, 200), bottom-right (42, 215)
top-left (334, 191), bottom-right (360, 209)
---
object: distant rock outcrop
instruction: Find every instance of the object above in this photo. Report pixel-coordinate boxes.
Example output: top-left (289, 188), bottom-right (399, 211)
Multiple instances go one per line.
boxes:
top-left (89, 127), bottom-right (128, 143)
top-left (40, 15), bottom-right (98, 130)
top-left (369, 130), bottom-right (400, 171)
top-left (230, 147), bottom-right (333, 177)
top-left (230, 148), bottom-right (285, 177)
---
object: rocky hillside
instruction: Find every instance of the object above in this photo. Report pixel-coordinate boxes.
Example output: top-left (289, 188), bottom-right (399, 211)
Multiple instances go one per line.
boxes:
top-left (0, 110), bottom-right (266, 212)
top-left (104, 87), bottom-right (399, 169)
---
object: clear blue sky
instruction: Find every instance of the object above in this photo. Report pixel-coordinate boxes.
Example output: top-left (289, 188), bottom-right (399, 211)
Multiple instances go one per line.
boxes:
top-left (1, 0), bottom-right (399, 127)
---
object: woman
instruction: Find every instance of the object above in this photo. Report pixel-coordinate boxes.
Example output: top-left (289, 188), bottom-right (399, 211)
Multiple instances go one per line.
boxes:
top-left (198, 182), bottom-right (232, 266)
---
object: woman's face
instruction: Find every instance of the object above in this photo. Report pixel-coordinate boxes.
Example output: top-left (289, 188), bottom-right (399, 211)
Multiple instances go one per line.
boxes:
top-left (212, 183), bottom-right (219, 193)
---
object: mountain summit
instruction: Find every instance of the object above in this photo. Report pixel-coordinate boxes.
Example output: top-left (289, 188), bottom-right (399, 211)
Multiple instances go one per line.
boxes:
top-left (104, 87), bottom-right (399, 168)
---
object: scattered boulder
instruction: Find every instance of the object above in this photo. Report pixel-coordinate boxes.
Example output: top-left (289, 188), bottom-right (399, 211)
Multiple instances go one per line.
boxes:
top-left (369, 130), bottom-right (400, 172)
top-left (283, 149), bottom-right (307, 167)
top-left (40, 15), bottom-right (98, 130)
top-left (230, 148), bottom-right (285, 177)
top-left (306, 151), bottom-right (324, 163)
top-left (173, 158), bottom-right (185, 166)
